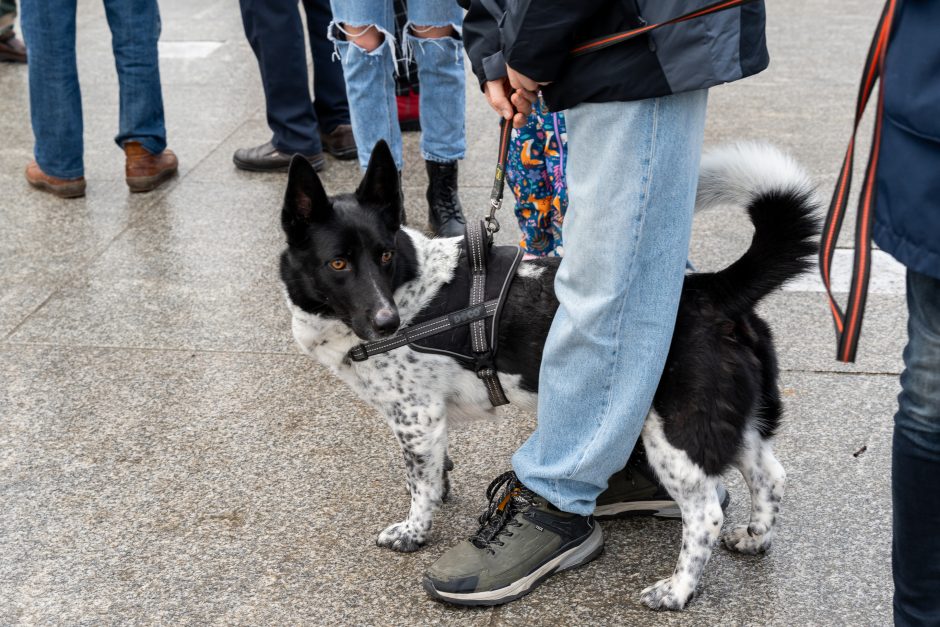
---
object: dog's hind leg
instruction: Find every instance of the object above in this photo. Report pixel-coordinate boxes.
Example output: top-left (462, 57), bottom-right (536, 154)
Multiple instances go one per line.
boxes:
top-left (721, 428), bottom-right (785, 555)
top-left (639, 412), bottom-right (724, 611)
top-left (376, 401), bottom-right (448, 552)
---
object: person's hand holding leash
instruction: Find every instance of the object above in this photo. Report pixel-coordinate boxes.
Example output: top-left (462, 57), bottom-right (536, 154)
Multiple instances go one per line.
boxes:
top-left (485, 66), bottom-right (549, 128)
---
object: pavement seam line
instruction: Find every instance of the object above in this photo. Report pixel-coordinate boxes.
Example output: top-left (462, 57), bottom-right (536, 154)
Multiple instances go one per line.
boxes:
top-left (0, 340), bottom-right (305, 358)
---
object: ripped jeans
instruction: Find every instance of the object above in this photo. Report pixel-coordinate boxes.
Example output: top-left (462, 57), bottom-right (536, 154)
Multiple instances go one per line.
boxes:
top-left (329, 0), bottom-right (465, 170)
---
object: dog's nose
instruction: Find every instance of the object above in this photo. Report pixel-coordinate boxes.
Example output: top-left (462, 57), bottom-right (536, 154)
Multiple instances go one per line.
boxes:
top-left (372, 308), bottom-right (400, 335)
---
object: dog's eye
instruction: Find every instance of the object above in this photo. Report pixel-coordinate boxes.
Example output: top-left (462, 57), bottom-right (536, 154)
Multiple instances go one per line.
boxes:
top-left (381, 251), bottom-right (394, 264)
top-left (329, 258), bottom-right (348, 271)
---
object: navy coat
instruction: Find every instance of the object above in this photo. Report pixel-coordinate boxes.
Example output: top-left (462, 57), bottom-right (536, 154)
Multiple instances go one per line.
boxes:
top-left (874, 0), bottom-right (940, 280)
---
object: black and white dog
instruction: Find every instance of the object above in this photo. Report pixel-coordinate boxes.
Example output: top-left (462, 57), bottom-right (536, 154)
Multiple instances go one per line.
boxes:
top-left (280, 140), bottom-right (819, 610)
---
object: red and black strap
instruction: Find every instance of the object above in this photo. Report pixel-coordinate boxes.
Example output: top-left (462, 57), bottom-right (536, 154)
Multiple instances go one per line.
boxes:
top-left (820, 0), bottom-right (900, 362)
top-left (571, 0), bottom-right (759, 57)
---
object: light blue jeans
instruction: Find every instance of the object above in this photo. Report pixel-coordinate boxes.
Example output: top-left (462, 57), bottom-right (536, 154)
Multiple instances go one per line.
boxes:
top-left (328, 0), bottom-right (465, 170)
top-left (20, 0), bottom-right (167, 179)
top-left (512, 91), bottom-right (709, 515)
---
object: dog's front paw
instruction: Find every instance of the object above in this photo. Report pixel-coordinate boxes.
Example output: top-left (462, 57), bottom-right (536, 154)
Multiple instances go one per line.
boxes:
top-left (640, 577), bottom-right (693, 611)
top-left (376, 522), bottom-right (427, 553)
top-left (721, 524), bottom-right (773, 555)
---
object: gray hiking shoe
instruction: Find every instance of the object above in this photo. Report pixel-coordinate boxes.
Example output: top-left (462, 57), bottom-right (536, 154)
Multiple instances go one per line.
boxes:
top-left (594, 445), bottom-right (730, 520)
top-left (423, 471), bottom-right (604, 606)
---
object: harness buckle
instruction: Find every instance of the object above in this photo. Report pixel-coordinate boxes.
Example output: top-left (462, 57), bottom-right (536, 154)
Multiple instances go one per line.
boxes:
top-left (476, 366), bottom-right (496, 380)
top-left (484, 215), bottom-right (500, 235)
top-left (348, 345), bottom-right (368, 362)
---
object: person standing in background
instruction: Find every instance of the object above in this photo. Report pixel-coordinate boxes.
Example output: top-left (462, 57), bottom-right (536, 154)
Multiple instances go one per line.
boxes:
top-left (234, 0), bottom-right (356, 172)
top-left (20, 0), bottom-right (178, 198)
top-left (328, 0), bottom-right (467, 237)
top-left (868, 1), bottom-right (940, 623)
top-left (0, 0), bottom-right (26, 63)
top-left (393, 0), bottom-right (421, 133)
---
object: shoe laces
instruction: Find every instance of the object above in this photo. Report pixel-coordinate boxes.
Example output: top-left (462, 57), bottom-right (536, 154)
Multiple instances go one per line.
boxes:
top-left (470, 471), bottom-right (535, 552)
top-left (428, 165), bottom-right (466, 225)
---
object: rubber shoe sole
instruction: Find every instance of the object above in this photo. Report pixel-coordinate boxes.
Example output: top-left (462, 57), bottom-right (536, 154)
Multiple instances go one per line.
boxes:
top-left (127, 168), bottom-right (178, 193)
top-left (593, 483), bottom-right (731, 521)
top-left (323, 145), bottom-right (358, 161)
top-left (233, 153), bottom-right (325, 173)
top-left (27, 178), bottom-right (86, 199)
top-left (423, 524), bottom-right (604, 607)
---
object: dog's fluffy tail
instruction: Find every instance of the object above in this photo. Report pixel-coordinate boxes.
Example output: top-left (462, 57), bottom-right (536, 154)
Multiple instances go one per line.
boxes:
top-left (691, 142), bottom-right (821, 317)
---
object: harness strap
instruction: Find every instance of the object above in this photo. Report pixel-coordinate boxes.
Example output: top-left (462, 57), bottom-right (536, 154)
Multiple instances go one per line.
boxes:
top-left (820, 0), bottom-right (900, 362)
top-left (466, 220), bottom-right (510, 406)
top-left (467, 221), bottom-right (489, 354)
top-left (348, 300), bottom-right (500, 362)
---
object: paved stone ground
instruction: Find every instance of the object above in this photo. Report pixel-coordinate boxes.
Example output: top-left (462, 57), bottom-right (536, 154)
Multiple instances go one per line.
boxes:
top-left (0, 0), bottom-right (902, 624)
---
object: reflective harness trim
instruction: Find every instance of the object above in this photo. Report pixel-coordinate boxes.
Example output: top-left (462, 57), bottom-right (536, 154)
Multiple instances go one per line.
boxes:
top-left (347, 299), bottom-right (500, 363)
top-left (347, 222), bottom-right (522, 407)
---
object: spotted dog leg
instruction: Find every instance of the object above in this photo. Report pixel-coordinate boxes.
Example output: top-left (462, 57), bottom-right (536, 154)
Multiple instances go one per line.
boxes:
top-left (722, 429), bottom-right (785, 555)
top-left (376, 402), bottom-right (448, 552)
top-left (640, 413), bottom-right (724, 611)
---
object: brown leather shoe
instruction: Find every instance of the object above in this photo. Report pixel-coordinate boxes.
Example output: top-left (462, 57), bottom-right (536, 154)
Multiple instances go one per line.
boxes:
top-left (25, 161), bottom-right (86, 198)
top-left (320, 124), bottom-right (358, 161)
top-left (0, 31), bottom-right (27, 64)
top-left (232, 141), bottom-right (324, 172)
top-left (124, 141), bottom-right (178, 193)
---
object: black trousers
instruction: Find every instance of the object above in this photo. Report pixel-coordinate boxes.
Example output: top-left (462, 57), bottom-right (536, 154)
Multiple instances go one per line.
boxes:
top-left (239, 0), bottom-right (349, 154)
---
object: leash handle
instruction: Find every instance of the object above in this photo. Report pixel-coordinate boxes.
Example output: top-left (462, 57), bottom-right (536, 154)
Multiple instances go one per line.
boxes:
top-left (820, 0), bottom-right (900, 362)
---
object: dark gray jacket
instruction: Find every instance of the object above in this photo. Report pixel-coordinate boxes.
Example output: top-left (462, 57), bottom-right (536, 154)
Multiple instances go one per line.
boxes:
top-left (461, 0), bottom-right (770, 111)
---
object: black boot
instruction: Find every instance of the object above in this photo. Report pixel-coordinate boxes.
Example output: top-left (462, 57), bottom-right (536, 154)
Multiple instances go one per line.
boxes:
top-left (426, 160), bottom-right (466, 237)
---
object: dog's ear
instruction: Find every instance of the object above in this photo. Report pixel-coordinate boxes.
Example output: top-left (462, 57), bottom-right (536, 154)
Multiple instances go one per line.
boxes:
top-left (283, 155), bottom-right (331, 246)
top-left (356, 140), bottom-right (402, 231)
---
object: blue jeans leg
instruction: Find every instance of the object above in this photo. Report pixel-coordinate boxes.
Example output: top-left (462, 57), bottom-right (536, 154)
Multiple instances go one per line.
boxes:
top-left (329, 0), bottom-right (399, 169)
top-left (103, 0), bottom-right (167, 155)
top-left (20, 0), bottom-right (85, 179)
top-left (405, 0), bottom-right (465, 163)
top-left (329, 0), bottom-right (465, 169)
top-left (512, 91), bottom-right (709, 515)
top-left (893, 269), bottom-right (940, 627)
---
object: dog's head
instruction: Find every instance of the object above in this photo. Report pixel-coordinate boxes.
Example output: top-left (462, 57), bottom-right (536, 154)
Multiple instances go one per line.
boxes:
top-left (280, 140), bottom-right (416, 341)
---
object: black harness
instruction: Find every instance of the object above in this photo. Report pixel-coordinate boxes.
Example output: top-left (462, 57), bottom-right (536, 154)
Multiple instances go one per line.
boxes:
top-left (348, 221), bottom-right (524, 406)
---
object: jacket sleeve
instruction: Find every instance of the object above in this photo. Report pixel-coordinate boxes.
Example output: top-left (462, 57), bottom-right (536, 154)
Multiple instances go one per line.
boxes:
top-left (461, 0), bottom-right (509, 88)
top-left (501, 0), bottom-right (609, 84)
